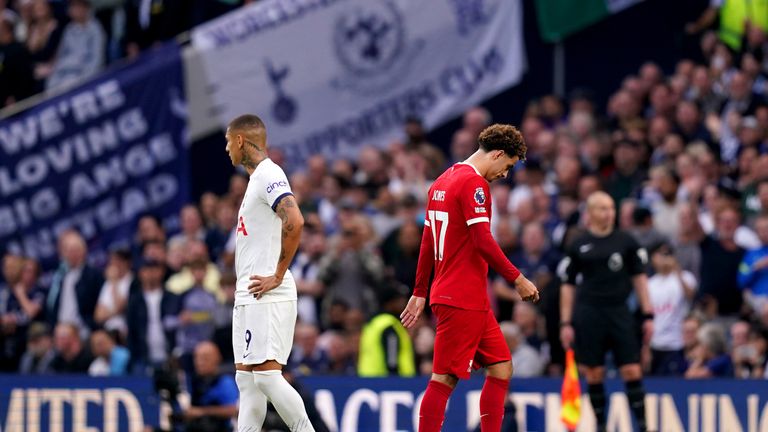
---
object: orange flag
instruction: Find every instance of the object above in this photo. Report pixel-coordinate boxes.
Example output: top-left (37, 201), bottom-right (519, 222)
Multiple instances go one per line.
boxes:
top-left (560, 348), bottom-right (581, 431)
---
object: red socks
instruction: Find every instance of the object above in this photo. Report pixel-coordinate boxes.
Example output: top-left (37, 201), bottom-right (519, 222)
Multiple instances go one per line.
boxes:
top-left (419, 380), bottom-right (454, 432)
top-left (479, 376), bottom-right (509, 431)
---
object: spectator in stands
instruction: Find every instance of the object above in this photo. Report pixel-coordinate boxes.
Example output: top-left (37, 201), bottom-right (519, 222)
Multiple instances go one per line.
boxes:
top-left (607, 139), bottom-right (646, 205)
top-left (175, 259), bottom-right (217, 377)
top-left (181, 342), bottom-right (238, 432)
top-left (46, 0), bottom-right (105, 91)
top-left (648, 166), bottom-right (684, 241)
top-left (463, 106), bottom-right (492, 137)
top-left (450, 128), bottom-right (477, 164)
top-left (94, 249), bottom-right (136, 340)
top-left (26, 0), bottom-right (63, 90)
top-left (291, 224), bottom-right (327, 326)
top-left (403, 116), bottom-right (445, 180)
top-left (169, 205), bottom-right (207, 251)
top-left (358, 289), bottom-right (415, 377)
top-left (50, 322), bottom-right (93, 373)
top-left (318, 330), bottom-right (355, 375)
top-left (290, 321), bottom-right (329, 376)
top-left (166, 240), bottom-right (222, 301)
top-left (731, 326), bottom-right (767, 378)
top-left (382, 219), bottom-right (422, 290)
top-left (499, 321), bottom-right (544, 377)
top-left (18, 322), bottom-right (55, 374)
top-left (123, 0), bottom-right (186, 59)
top-left (685, 322), bottom-right (733, 378)
top-left (318, 215), bottom-right (385, 323)
top-left (648, 242), bottom-right (697, 376)
top-left (513, 302), bottom-right (543, 352)
top-left (697, 207), bottom-right (746, 317)
top-left (738, 214), bottom-right (768, 312)
top-left (0, 14), bottom-right (35, 107)
top-left (46, 230), bottom-right (104, 338)
top-left (0, 257), bottom-right (44, 371)
top-left (126, 258), bottom-right (179, 375)
top-left (205, 200), bottom-right (236, 263)
top-left (212, 272), bottom-right (235, 363)
top-left (627, 206), bottom-right (668, 251)
top-left (88, 328), bottom-right (130, 376)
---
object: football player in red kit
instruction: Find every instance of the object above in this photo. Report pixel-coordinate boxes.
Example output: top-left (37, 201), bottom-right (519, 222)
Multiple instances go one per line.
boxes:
top-left (400, 124), bottom-right (540, 432)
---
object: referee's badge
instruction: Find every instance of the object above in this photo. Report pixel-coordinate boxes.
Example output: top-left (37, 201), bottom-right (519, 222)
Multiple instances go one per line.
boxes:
top-left (608, 252), bottom-right (624, 272)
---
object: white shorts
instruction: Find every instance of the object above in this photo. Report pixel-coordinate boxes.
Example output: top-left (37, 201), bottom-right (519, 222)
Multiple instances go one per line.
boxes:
top-left (232, 301), bottom-right (297, 365)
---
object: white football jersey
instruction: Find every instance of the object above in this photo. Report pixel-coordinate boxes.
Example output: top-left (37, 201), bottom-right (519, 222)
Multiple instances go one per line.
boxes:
top-left (234, 158), bottom-right (297, 306)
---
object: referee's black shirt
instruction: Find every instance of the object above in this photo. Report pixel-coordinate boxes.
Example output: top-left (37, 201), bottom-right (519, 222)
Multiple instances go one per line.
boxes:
top-left (559, 230), bottom-right (647, 306)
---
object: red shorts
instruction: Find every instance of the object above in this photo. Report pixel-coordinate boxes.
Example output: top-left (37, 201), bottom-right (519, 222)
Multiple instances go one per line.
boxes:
top-left (431, 304), bottom-right (511, 379)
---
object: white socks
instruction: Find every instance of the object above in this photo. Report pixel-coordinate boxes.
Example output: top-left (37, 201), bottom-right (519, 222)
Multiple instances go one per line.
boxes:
top-left (253, 370), bottom-right (315, 432)
top-left (235, 370), bottom-right (267, 432)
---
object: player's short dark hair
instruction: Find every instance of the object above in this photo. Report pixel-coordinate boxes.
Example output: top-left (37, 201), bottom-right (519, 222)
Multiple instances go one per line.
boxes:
top-left (228, 114), bottom-right (266, 133)
top-left (477, 124), bottom-right (527, 161)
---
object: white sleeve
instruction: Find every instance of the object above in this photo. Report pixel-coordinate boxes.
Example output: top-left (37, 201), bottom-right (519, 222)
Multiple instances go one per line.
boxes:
top-left (261, 164), bottom-right (294, 211)
top-left (682, 271), bottom-right (698, 290)
top-left (96, 282), bottom-right (111, 307)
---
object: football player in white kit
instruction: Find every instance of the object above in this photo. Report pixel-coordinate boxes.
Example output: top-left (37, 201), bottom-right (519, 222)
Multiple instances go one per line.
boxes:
top-left (224, 114), bottom-right (315, 432)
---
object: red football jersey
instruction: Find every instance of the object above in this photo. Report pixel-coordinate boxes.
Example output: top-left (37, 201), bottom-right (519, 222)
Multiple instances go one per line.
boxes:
top-left (424, 163), bottom-right (493, 311)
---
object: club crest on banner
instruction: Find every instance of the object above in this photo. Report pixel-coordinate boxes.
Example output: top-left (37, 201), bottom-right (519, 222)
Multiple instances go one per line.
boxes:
top-left (331, 0), bottom-right (422, 95)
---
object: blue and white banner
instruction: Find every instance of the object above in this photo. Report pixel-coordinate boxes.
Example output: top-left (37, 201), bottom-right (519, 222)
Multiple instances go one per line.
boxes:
top-left (0, 42), bottom-right (189, 269)
top-left (192, 0), bottom-right (526, 168)
top-left (0, 375), bottom-right (159, 432)
top-left (302, 377), bottom-right (768, 432)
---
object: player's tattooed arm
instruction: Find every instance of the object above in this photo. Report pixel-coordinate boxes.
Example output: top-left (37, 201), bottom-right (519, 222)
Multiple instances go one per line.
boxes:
top-left (274, 194), bottom-right (303, 278)
top-left (249, 194), bottom-right (303, 299)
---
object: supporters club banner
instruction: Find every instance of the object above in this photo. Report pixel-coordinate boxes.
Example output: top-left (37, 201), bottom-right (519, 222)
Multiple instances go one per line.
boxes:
top-left (0, 42), bottom-right (189, 269)
top-left (192, 0), bottom-right (526, 168)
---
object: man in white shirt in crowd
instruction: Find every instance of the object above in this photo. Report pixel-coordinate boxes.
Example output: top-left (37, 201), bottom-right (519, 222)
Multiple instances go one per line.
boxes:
top-left (647, 241), bottom-right (697, 375)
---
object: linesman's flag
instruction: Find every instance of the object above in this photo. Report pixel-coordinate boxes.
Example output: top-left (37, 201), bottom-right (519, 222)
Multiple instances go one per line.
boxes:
top-left (560, 348), bottom-right (581, 431)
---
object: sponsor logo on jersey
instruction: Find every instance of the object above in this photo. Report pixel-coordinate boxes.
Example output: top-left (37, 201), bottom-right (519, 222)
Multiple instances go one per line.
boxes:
top-left (266, 180), bottom-right (288, 193)
top-left (474, 187), bottom-right (486, 205)
top-left (474, 207), bottom-right (486, 213)
top-left (579, 244), bottom-right (593, 253)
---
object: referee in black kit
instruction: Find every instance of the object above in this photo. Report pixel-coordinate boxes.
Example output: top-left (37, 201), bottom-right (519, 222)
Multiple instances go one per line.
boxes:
top-left (559, 191), bottom-right (654, 432)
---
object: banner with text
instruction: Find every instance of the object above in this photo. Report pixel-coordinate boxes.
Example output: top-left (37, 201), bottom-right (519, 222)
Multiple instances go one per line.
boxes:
top-left (0, 375), bottom-right (159, 432)
top-left (0, 42), bottom-right (189, 269)
top-left (302, 377), bottom-right (768, 432)
top-left (192, 0), bottom-right (526, 169)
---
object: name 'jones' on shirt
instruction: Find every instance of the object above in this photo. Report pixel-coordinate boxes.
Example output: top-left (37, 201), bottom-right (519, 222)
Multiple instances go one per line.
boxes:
top-left (432, 190), bottom-right (446, 202)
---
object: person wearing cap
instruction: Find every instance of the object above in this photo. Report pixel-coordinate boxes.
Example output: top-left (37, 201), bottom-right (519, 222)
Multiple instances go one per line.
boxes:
top-left (358, 288), bottom-right (416, 377)
top-left (126, 257), bottom-right (180, 375)
top-left (647, 242), bottom-right (697, 376)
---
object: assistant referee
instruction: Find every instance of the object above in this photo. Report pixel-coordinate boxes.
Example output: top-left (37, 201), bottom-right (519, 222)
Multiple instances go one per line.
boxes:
top-left (559, 191), bottom-right (654, 432)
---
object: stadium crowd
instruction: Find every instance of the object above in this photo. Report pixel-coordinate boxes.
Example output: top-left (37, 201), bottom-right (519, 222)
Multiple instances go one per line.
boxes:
top-left (3, 9), bottom-right (768, 395)
top-left (0, 0), bottom-right (256, 108)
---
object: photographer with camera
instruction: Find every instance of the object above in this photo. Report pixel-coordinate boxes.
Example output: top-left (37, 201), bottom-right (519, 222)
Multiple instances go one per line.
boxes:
top-left (177, 342), bottom-right (238, 432)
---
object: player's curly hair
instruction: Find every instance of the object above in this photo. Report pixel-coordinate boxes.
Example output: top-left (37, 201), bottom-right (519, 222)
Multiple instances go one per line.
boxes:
top-left (478, 124), bottom-right (527, 161)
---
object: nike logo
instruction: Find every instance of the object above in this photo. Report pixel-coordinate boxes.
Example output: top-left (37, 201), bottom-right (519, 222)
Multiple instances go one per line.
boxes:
top-left (579, 244), bottom-right (593, 253)
top-left (242, 352), bottom-right (251, 359)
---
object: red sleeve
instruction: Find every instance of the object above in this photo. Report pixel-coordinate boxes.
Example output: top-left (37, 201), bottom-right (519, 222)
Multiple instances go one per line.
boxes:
top-left (412, 222), bottom-right (434, 298)
top-left (469, 223), bottom-right (521, 284)
top-left (459, 175), bottom-right (491, 225)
